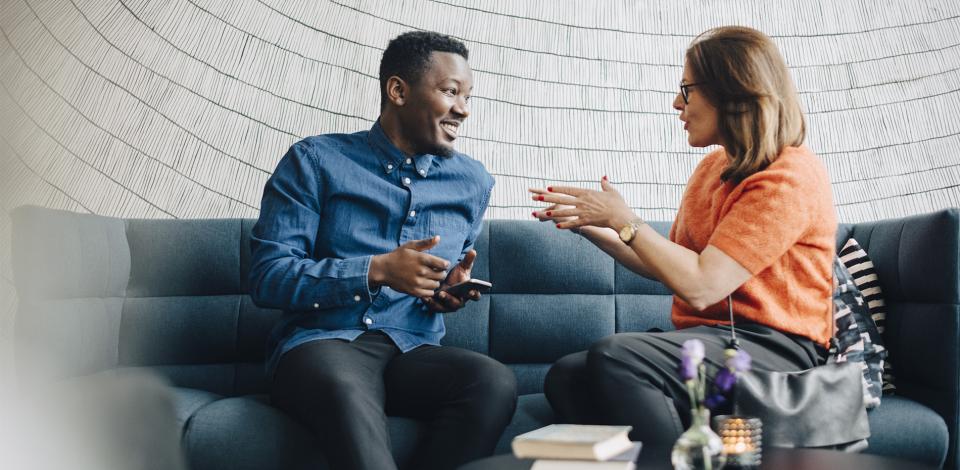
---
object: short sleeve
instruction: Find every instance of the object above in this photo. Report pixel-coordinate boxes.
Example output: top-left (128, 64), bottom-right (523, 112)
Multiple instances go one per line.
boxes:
top-left (707, 166), bottom-right (820, 275)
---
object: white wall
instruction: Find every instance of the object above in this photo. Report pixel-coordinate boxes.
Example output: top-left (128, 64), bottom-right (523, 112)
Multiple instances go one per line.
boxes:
top-left (2, 0), bottom-right (959, 376)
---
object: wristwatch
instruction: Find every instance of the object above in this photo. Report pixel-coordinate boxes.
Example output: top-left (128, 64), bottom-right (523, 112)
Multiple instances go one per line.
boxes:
top-left (618, 219), bottom-right (646, 244)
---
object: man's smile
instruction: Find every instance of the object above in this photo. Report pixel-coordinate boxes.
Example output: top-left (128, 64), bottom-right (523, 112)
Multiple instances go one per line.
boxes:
top-left (440, 120), bottom-right (460, 140)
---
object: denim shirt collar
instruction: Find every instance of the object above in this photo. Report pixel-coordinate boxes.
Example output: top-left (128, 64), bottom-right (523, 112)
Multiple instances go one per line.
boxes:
top-left (368, 120), bottom-right (437, 178)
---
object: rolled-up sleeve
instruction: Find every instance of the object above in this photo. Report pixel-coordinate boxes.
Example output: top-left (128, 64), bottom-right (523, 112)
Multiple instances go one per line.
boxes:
top-left (248, 142), bottom-right (375, 311)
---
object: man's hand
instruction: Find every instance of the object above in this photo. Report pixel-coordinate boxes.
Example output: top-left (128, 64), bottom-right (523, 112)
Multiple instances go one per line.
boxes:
top-left (422, 249), bottom-right (481, 313)
top-left (369, 236), bottom-right (450, 297)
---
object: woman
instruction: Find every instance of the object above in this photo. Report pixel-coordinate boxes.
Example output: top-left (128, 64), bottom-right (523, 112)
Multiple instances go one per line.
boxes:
top-left (531, 26), bottom-right (837, 453)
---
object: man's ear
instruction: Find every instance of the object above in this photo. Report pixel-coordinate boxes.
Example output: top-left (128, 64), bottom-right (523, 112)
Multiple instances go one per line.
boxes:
top-left (386, 76), bottom-right (407, 107)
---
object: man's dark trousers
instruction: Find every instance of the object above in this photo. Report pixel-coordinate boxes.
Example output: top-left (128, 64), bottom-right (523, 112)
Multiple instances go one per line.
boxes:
top-left (272, 331), bottom-right (518, 470)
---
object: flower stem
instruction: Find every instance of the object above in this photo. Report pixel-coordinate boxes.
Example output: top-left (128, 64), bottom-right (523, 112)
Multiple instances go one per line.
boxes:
top-left (686, 380), bottom-right (697, 415)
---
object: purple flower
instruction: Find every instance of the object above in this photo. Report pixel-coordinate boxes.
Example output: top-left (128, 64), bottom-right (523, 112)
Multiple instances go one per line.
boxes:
top-left (714, 368), bottom-right (737, 393)
top-left (682, 339), bottom-right (705, 364)
top-left (704, 393), bottom-right (727, 410)
top-left (680, 339), bottom-right (705, 381)
top-left (726, 348), bottom-right (752, 372)
top-left (680, 356), bottom-right (699, 381)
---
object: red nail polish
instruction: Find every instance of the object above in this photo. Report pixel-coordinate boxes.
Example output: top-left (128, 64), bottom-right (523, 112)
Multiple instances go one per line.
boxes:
top-left (603, 175), bottom-right (608, 180)
top-left (546, 211), bottom-right (552, 216)
top-left (537, 195), bottom-right (544, 201)
top-left (532, 211), bottom-right (537, 217)
top-left (547, 186), bottom-right (553, 192)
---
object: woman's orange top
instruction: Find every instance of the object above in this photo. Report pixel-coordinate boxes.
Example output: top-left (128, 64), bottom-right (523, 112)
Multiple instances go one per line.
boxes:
top-left (669, 146), bottom-right (837, 347)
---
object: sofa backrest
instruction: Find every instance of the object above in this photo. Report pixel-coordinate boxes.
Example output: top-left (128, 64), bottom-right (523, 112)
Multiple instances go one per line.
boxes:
top-left (12, 207), bottom-right (130, 381)
top-left (117, 218), bottom-right (279, 396)
top-left (11, 208), bottom-right (279, 396)
top-left (11, 207), bottom-right (676, 396)
top-left (442, 220), bottom-right (676, 395)
top-left (12, 207), bottom-right (959, 397)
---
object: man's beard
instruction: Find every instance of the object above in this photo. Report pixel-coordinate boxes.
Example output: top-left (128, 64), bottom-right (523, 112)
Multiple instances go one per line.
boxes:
top-left (415, 135), bottom-right (455, 158)
top-left (427, 143), bottom-right (456, 158)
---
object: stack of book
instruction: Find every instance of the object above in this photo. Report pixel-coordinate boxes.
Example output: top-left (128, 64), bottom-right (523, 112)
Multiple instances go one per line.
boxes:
top-left (511, 424), bottom-right (642, 470)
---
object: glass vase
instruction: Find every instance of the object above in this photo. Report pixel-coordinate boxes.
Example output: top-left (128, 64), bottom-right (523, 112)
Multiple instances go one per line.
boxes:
top-left (671, 407), bottom-right (725, 470)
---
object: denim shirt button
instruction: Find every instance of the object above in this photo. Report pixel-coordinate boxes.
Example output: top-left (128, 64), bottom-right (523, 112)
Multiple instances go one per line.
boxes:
top-left (403, 177), bottom-right (411, 185)
top-left (353, 294), bottom-right (362, 302)
top-left (313, 303), bottom-right (320, 309)
top-left (363, 316), bottom-right (373, 325)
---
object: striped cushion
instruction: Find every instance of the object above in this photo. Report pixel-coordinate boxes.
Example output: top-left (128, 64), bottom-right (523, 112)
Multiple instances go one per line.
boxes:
top-left (832, 255), bottom-right (887, 409)
top-left (839, 238), bottom-right (896, 394)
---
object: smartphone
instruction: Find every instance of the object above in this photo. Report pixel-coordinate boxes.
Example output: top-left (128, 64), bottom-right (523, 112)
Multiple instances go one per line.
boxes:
top-left (439, 279), bottom-right (492, 298)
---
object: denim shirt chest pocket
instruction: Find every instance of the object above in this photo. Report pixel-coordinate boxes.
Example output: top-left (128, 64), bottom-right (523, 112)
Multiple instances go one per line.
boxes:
top-left (423, 210), bottom-right (472, 265)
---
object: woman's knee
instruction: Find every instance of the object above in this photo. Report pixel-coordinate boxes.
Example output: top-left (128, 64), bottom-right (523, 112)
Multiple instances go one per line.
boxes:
top-left (585, 333), bottom-right (669, 388)
top-left (588, 334), bottom-right (645, 369)
top-left (545, 351), bottom-right (587, 396)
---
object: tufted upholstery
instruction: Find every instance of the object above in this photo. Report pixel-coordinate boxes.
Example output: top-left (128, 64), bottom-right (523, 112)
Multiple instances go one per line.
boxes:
top-left (12, 206), bottom-right (957, 469)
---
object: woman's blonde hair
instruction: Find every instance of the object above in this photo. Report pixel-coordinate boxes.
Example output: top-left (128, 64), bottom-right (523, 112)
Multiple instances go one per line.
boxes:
top-left (686, 26), bottom-right (805, 183)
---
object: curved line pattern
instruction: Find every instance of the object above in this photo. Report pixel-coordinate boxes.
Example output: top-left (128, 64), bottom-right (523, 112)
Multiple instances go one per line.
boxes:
top-left (324, 0), bottom-right (960, 69)
top-left (0, 133), bottom-right (93, 213)
top-left (425, 0), bottom-right (960, 39)
top-left (0, 73), bottom-right (176, 217)
top-left (20, 0), bottom-right (277, 178)
top-left (206, 0), bottom-right (960, 116)
top-left (6, 4), bottom-right (262, 210)
top-left (0, 0), bottom-right (957, 226)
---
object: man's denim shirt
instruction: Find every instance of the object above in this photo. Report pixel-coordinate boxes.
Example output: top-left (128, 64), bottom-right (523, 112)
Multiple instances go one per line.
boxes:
top-left (250, 121), bottom-right (494, 374)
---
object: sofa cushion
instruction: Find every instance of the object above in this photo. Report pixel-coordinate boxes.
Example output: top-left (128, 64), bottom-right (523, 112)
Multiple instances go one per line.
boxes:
top-left (126, 218), bottom-right (243, 297)
top-left (488, 221), bottom-right (613, 294)
top-left (494, 393), bottom-right (557, 454)
top-left (171, 387), bottom-right (221, 432)
top-left (181, 394), bottom-right (426, 470)
top-left (11, 206), bottom-right (130, 301)
top-left (182, 395), bottom-right (324, 470)
top-left (490, 294), bottom-right (615, 365)
top-left (839, 238), bottom-right (896, 393)
top-left (866, 395), bottom-right (948, 467)
top-left (831, 255), bottom-right (887, 409)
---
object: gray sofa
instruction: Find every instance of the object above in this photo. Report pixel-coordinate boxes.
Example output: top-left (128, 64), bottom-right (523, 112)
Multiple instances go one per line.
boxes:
top-left (11, 206), bottom-right (959, 469)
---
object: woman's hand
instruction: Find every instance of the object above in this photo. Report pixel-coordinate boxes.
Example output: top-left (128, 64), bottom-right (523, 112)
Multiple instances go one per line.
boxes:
top-left (528, 190), bottom-right (576, 224)
top-left (529, 177), bottom-right (636, 231)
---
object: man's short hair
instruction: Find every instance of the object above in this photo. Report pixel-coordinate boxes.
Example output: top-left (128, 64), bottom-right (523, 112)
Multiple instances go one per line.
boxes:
top-left (379, 31), bottom-right (469, 110)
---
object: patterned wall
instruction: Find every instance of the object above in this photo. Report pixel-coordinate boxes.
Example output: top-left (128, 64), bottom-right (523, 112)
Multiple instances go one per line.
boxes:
top-left (2, 0), bottom-right (960, 376)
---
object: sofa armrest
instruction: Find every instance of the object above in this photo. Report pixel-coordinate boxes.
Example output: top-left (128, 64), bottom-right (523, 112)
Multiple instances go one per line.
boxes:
top-left (848, 209), bottom-right (960, 468)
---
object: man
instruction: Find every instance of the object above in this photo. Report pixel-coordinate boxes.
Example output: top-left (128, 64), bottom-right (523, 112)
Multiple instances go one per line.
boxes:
top-left (248, 31), bottom-right (517, 470)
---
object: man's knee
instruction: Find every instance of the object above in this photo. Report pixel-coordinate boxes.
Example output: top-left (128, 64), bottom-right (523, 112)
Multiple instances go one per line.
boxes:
top-left (443, 353), bottom-right (517, 423)
top-left (473, 356), bottom-right (518, 404)
top-left (466, 357), bottom-right (517, 431)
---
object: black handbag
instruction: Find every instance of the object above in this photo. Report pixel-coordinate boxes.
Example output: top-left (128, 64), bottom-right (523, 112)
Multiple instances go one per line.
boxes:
top-left (724, 295), bottom-right (871, 450)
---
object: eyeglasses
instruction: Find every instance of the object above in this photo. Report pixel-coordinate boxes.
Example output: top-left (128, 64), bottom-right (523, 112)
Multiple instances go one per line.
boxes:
top-left (679, 81), bottom-right (703, 104)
